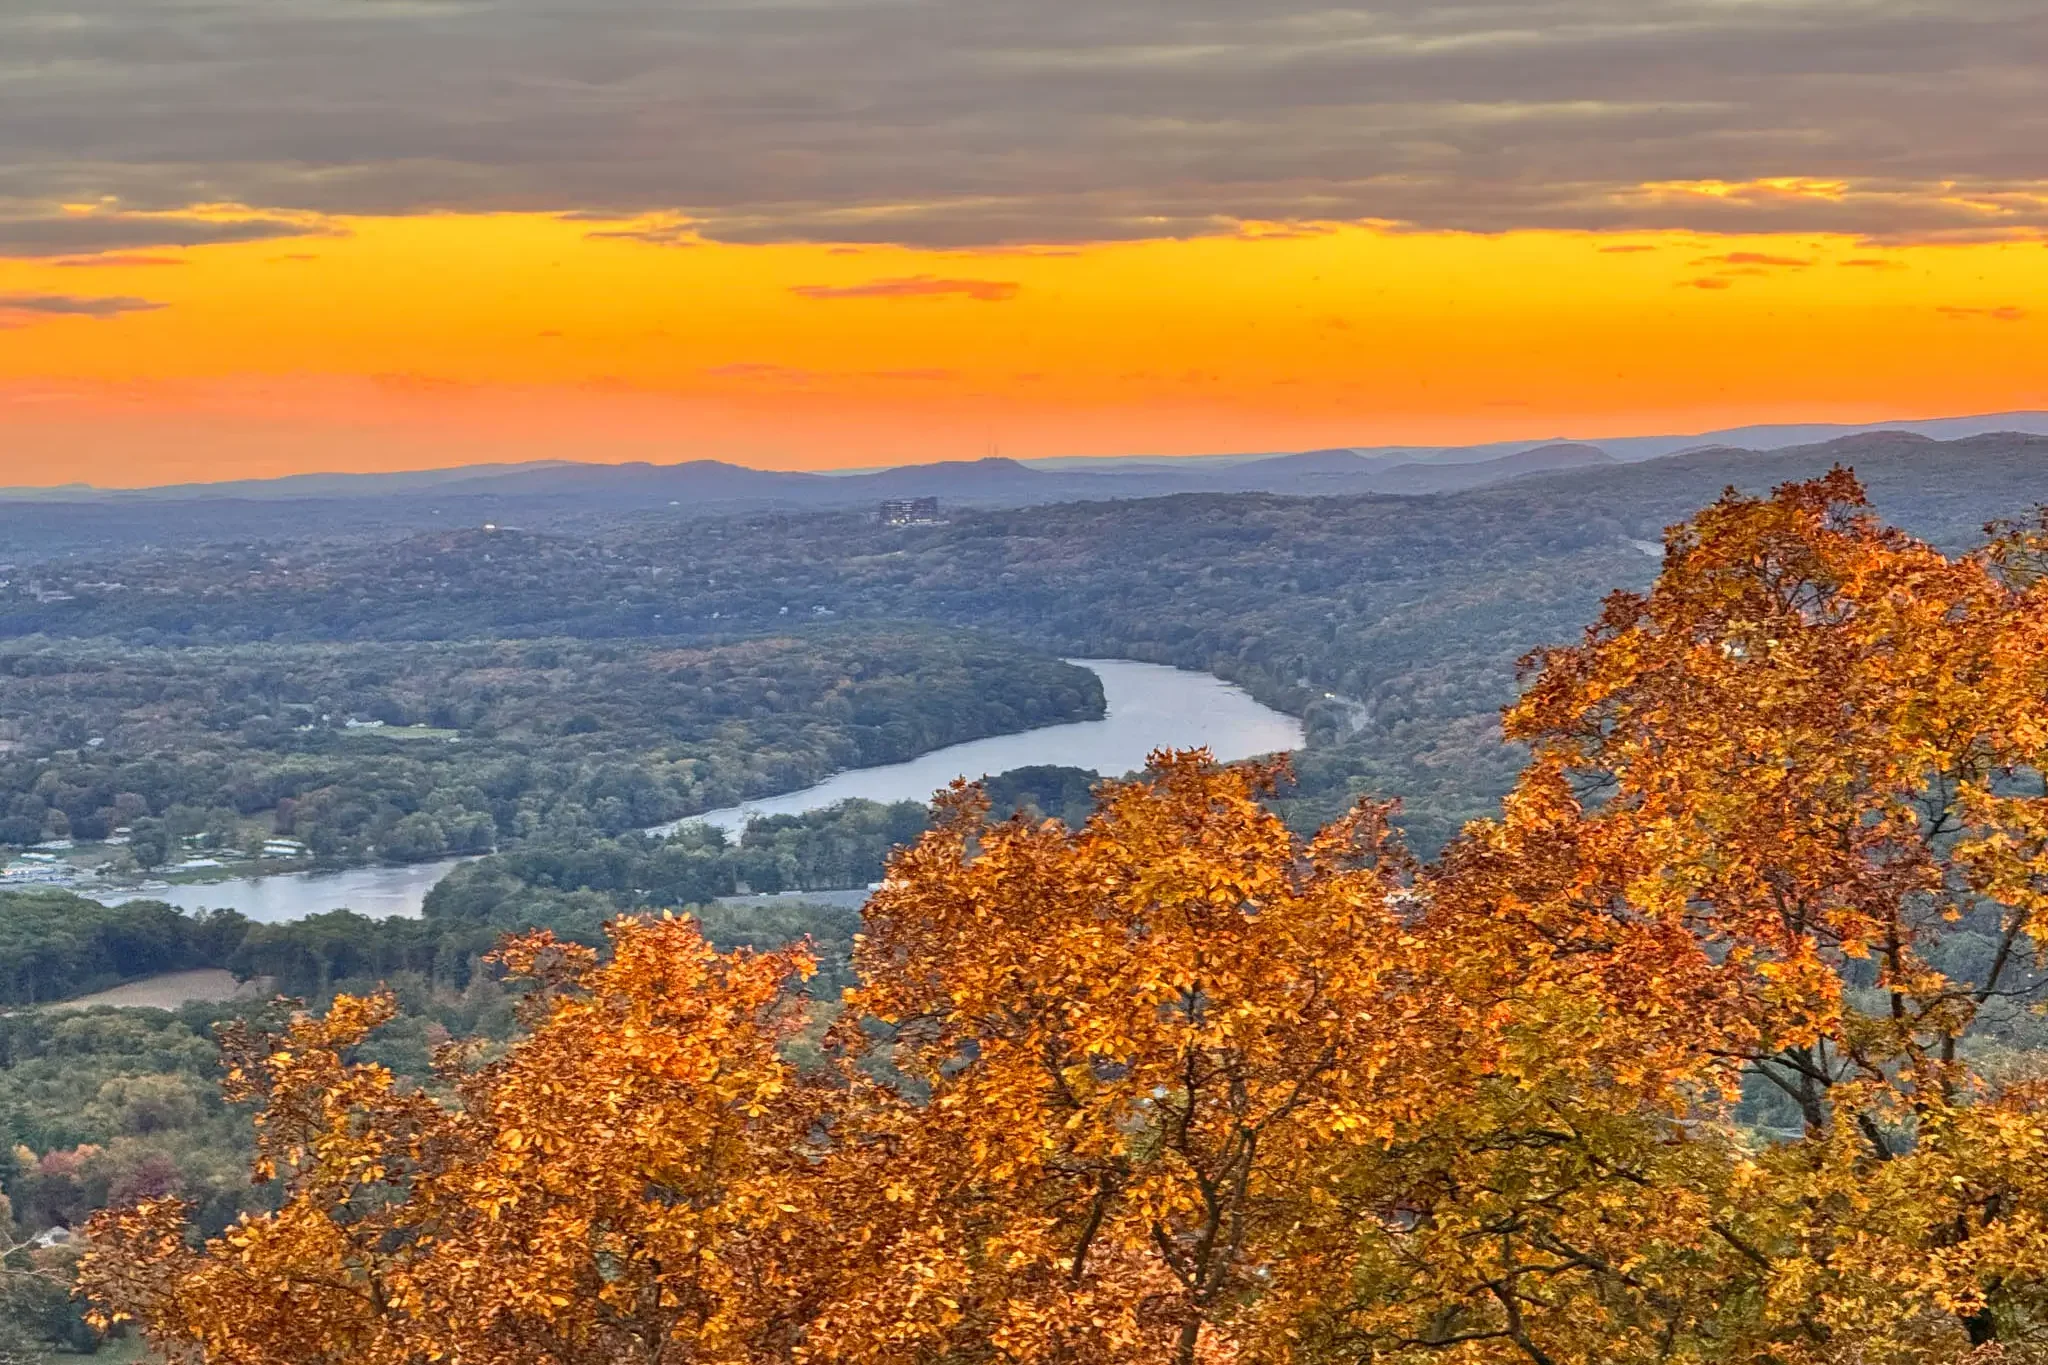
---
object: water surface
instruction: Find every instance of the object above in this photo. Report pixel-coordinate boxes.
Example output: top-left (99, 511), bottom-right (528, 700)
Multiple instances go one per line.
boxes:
top-left (662, 659), bottom-right (1304, 836)
top-left (90, 858), bottom-right (470, 924)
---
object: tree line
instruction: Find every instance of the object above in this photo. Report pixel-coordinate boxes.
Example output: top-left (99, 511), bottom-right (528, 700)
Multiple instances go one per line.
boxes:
top-left (0, 764), bottom-right (1099, 1013)
top-left (0, 631), bottom-right (1102, 863)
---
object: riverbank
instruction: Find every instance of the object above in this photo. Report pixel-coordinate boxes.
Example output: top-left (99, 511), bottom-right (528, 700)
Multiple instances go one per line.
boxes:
top-left (85, 856), bottom-right (474, 923)
top-left (67, 660), bottom-right (1303, 925)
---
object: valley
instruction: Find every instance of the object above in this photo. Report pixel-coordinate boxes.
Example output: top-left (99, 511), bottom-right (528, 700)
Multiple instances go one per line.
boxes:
top-left (6, 434), bottom-right (2048, 1361)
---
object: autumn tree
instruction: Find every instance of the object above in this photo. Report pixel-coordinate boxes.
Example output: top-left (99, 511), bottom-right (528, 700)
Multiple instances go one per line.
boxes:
top-left (811, 756), bottom-right (1449, 1365)
top-left (1256, 764), bottom-right (1779, 1365)
top-left (1355, 469), bottom-right (2048, 1362)
top-left (82, 917), bottom-right (842, 1365)
top-left (1053, 472), bottom-right (2048, 1365)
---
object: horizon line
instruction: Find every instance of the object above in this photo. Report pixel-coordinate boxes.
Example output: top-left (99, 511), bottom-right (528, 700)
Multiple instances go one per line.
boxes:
top-left (8, 405), bottom-right (2048, 497)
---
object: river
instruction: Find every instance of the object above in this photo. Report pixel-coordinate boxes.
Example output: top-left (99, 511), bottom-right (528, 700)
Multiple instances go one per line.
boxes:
top-left (654, 659), bottom-right (1304, 836)
top-left (91, 857), bottom-right (471, 924)
top-left (80, 660), bottom-right (1303, 924)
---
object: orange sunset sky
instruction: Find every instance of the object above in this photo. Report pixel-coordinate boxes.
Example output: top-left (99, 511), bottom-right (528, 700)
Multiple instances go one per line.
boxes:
top-left (3, 2), bottom-right (2046, 485)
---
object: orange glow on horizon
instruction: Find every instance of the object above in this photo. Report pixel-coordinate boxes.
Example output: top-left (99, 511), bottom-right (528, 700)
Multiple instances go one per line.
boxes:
top-left (2, 212), bottom-right (2045, 486)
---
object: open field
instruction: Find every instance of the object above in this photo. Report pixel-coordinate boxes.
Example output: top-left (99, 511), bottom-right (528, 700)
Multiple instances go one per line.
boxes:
top-left (49, 968), bottom-right (256, 1011)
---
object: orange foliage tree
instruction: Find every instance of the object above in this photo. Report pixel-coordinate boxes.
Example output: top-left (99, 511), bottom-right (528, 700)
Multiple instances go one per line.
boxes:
top-left (1467, 469), bottom-right (2048, 1361)
top-left (78, 471), bottom-right (2048, 1364)
top-left (81, 919), bottom-right (843, 1364)
top-left (811, 760), bottom-right (1448, 1365)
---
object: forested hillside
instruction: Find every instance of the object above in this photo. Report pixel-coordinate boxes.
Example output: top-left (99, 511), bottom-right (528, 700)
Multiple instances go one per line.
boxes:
top-left (0, 634), bottom-right (1101, 866)
top-left (8, 432), bottom-right (2043, 850)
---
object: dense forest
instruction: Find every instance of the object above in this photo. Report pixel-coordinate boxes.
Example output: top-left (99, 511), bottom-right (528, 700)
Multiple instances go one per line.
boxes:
top-left (0, 633), bottom-right (1101, 867)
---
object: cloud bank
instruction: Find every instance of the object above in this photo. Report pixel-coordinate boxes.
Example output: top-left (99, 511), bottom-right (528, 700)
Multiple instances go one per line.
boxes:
top-left (0, 292), bottom-right (165, 318)
top-left (0, 212), bottom-right (319, 257)
top-left (1, 0), bottom-right (2044, 245)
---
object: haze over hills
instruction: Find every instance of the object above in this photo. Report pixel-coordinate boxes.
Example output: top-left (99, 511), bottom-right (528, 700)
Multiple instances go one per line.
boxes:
top-left (7, 424), bottom-right (2046, 853)
top-left (1015, 410), bottom-right (2048, 471)
top-left (0, 414), bottom-right (2043, 560)
top-left (10, 408), bottom-right (2048, 503)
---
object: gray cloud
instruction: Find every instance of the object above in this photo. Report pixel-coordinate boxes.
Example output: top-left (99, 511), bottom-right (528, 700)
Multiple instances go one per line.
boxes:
top-left (0, 292), bottom-right (165, 317)
top-left (51, 254), bottom-right (187, 267)
top-left (0, 212), bottom-right (321, 257)
top-left (1, 0), bottom-right (2044, 244)
top-left (585, 227), bottom-right (698, 247)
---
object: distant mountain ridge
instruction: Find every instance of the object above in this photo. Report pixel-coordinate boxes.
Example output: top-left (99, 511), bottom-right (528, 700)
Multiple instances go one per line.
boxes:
top-left (0, 442), bottom-right (1622, 517)
top-left (1, 415), bottom-right (2043, 561)
top-left (1034, 410), bottom-right (2048, 472)
top-left (1363, 442), bottom-right (1616, 494)
top-left (9, 410), bottom-right (2048, 507)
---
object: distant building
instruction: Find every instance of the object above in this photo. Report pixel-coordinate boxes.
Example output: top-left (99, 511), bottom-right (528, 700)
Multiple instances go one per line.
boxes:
top-left (879, 497), bottom-right (941, 526)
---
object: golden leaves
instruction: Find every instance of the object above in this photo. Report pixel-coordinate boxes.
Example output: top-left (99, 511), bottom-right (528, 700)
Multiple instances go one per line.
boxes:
top-left (1454, 470), bottom-right (2048, 1362)
top-left (84, 915), bottom-right (834, 1365)
top-left (825, 751), bottom-right (1450, 1363)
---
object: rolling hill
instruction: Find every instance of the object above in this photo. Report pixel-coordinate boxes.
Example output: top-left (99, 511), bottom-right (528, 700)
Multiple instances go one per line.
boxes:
top-left (1, 417), bottom-right (2042, 560)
